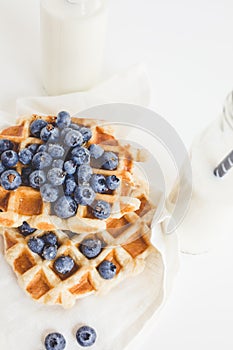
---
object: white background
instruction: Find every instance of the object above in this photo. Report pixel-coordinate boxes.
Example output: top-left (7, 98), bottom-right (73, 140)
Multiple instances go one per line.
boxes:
top-left (0, 0), bottom-right (233, 349)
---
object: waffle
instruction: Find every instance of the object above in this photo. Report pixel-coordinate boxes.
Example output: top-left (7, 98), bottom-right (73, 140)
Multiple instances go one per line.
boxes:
top-left (2, 190), bottom-right (157, 309)
top-left (0, 115), bottom-right (147, 233)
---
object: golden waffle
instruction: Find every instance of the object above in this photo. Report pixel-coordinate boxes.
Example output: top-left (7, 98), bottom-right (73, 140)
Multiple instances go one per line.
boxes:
top-left (2, 191), bottom-right (156, 309)
top-left (0, 115), bottom-right (147, 233)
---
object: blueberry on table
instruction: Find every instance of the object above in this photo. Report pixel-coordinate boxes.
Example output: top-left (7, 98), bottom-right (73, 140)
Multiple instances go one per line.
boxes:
top-left (1, 150), bottom-right (18, 167)
top-left (64, 159), bottom-right (77, 175)
top-left (0, 161), bottom-right (6, 174)
top-left (77, 164), bottom-right (93, 185)
top-left (64, 176), bottom-right (76, 196)
top-left (28, 237), bottom-right (45, 255)
top-left (76, 326), bottom-right (97, 347)
top-left (40, 124), bottom-right (60, 143)
top-left (89, 144), bottom-right (104, 159)
top-left (47, 168), bottom-right (66, 186)
top-left (54, 255), bottom-right (75, 274)
top-left (45, 332), bottom-right (66, 350)
top-left (40, 183), bottom-right (59, 203)
top-left (90, 174), bottom-right (108, 193)
top-left (56, 111), bottom-right (71, 129)
top-left (47, 144), bottom-right (65, 158)
top-left (42, 244), bottom-right (58, 260)
top-left (1, 170), bottom-right (22, 190)
top-left (79, 238), bottom-right (102, 259)
top-left (71, 147), bottom-right (90, 165)
top-left (106, 175), bottom-right (120, 190)
top-left (53, 195), bottom-right (78, 219)
top-left (64, 129), bottom-right (83, 148)
top-left (74, 186), bottom-right (95, 206)
top-left (0, 139), bottom-right (14, 153)
top-left (101, 151), bottom-right (119, 170)
top-left (18, 148), bottom-right (33, 165)
top-left (27, 143), bottom-right (39, 155)
top-left (97, 260), bottom-right (117, 280)
top-left (18, 221), bottom-right (36, 236)
top-left (30, 119), bottom-right (47, 138)
top-left (41, 232), bottom-right (58, 246)
top-left (32, 151), bottom-right (52, 170)
top-left (92, 200), bottom-right (111, 220)
top-left (29, 170), bottom-right (46, 189)
top-left (79, 126), bottom-right (92, 143)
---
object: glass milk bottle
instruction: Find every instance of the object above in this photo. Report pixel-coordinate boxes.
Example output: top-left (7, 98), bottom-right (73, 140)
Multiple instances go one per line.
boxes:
top-left (168, 92), bottom-right (233, 254)
top-left (40, 0), bottom-right (108, 95)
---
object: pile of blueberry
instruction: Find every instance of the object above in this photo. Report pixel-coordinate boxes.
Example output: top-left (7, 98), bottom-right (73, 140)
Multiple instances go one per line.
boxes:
top-left (45, 325), bottom-right (97, 349)
top-left (0, 111), bottom-right (121, 220)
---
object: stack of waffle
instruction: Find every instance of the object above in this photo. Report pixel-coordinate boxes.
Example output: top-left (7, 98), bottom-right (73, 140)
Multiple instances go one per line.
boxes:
top-left (0, 115), bottom-right (157, 308)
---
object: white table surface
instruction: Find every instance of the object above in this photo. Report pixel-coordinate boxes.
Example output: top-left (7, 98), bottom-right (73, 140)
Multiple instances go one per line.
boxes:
top-left (0, 0), bottom-right (233, 349)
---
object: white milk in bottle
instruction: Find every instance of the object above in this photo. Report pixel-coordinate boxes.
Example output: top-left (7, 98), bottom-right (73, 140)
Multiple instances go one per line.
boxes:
top-left (40, 0), bottom-right (108, 95)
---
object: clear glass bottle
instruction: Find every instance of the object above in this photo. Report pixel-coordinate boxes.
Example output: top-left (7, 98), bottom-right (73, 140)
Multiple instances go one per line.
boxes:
top-left (40, 0), bottom-right (108, 95)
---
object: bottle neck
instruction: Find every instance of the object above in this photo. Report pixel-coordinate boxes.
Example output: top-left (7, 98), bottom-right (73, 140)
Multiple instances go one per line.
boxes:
top-left (65, 0), bottom-right (105, 16)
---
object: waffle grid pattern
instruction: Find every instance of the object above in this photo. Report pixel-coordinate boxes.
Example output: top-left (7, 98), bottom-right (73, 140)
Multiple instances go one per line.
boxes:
top-left (2, 192), bottom-right (156, 308)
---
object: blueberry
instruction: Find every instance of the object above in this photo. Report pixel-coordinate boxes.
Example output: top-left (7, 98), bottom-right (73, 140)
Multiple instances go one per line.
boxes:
top-left (77, 164), bottom-right (92, 185)
top-left (74, 186), bottom-right (95, 206)
top-left (71, 147), bottom-right (90, 165)
top-left (106, 175), bottom-right (120, 190)
top-left (37, 144), bottom-right (47, 153)
top-left (40, 183), bottom-right (59, 202)
top-left (1, 150), bottom-right (18, 167)
top-left (64, 176), bottom-right (76, 196)
top-left (64, 130), bottom-right (83, 148)
top-left (21, 167), bottom-right (32, 186)
top-left (64, 159), bottom-right (76, 175)
top-left (79, 238), bottom-right (102, 259)
top-left (28, 237), bottom-right (45, 255)
top-left (40, 124), bottom-right (60, 143)
top-left (0, 139), bottom-right (14, 153)
top-left (92, 200), bottom-right (111, 220)
top-left (47, 144), bottom-right (65, 158)
top-left (0, 161), bottom-right (6, 174)
top-left (18, 148), bottom-right (33, 165)
top-left (97, 260), bottom-right (117, 280)
top-left (70, 123), bottom-right (81, 130)
top-left (1, 170), bottom-right (22, 190)
top-left (32, 152), bottom-right (52, 170)
top-left (60, 127), bottom-right (73, 139)
top-left (47, 168), bottom-right (66, 186)
top-left (18, 221), bottom-right (36, 237)
top-left (76, 326), bottom-right (97, 347)
top-left (41, 232), bottom-right (58, 246)
top-left (101, 151), bottom-right (118, 170)
top-left (56, 111), bottom-right (71, 129)
top-left (29, 170), bottom-right (46, 189)
top-left (54, 255), bottom-right (75, 274)
top-left (90, 174), bottom-right (108, 193)
top-left (30, 119), bottom-right (47, 138)
top-left (89, 144), bottom-right (104, 159)
top-left (45, 332), bottom-right (66, 350)
top-left (42, 244), bottom-right (58, 260)
top-left (79, 127), bottom-right (92, 143)
top-left (52, 159), bottom-right (64, 169)
top-left (27, 143), bottom-right (39, 154)
top-left (53, 196), bottom-right (78, 218)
